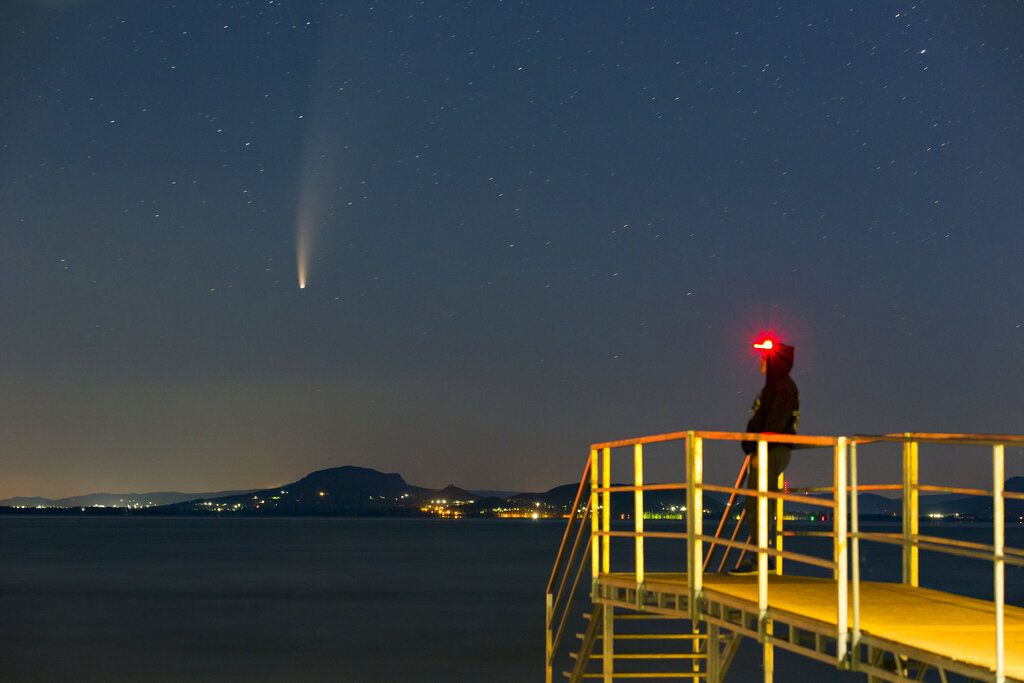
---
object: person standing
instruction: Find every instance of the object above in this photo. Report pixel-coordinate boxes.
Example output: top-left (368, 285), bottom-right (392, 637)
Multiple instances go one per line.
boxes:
top-left (730, 339), bottom-right (799, 575)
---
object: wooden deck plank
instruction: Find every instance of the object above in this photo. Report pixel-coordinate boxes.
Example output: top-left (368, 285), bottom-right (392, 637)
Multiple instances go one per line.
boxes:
top-left (601, 572), bottom-right (1024, 680)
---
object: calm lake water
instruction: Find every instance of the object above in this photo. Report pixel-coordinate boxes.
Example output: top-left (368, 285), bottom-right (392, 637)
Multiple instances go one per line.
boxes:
top-left (0, 517), bottom-right (1019, 682)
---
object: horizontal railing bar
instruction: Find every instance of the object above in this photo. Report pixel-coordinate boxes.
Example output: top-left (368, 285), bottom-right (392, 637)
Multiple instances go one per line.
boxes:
top-left (593, 430), bottom-right (1024, 450)
top-left (591, 430), bottom-right (691, 449)
top-left (854, 532), bottom-right (1024, 567)
top-left (790, 484), bottom-right (901, 493)
top-left (694, 534), bottom-right (837, 570)
top-left (593, 483), bottom-right (686, 493)
top-left (854, 432), bottom-right (1024, 446)
top-left (700, 484), bottom-right (836, 508)
top-left (853, 531), bottom-right (1024, 558)
top-left (916, 484), bottom-right (991, 497)
top-left (595, 530), bottom-right (689, 540)
top-left (590, 431), bottom-right (839, 450)
top-left (694, 431), bottom-right (839, 447)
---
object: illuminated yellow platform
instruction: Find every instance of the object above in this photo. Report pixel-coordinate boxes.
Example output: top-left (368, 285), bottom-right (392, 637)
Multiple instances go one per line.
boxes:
top-left (546, 431), bottom-right (1024, 683)
top-left (598, 572), bottom-right (1024, 681)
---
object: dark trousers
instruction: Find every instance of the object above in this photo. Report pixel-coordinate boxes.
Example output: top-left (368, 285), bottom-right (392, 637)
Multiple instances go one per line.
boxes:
top-left (744, 446), bottom-right (791, 545)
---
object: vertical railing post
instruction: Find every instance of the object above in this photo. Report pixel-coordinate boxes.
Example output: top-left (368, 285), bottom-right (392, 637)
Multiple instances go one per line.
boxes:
top-left (545, 591), bottom-right (554, 683)
top-left (993, 443), bottom-right (1005, 683)
top-left (590, 449), bottom-right (600, 588)
top-left (634, 443), bottom-right (645, 591)
top-left (602, 447), bottom-right (611, 575)
top-left (775, 471), bottom-right (784, 576)
top-left (901, 436), bottom-right (919, 586)
top-left (834, 436), bottom-right (849, 665)
top-left (849, 440), bottom-right (861, 670)
top-left (757, 439), bottom-right (772, 683)
top-left (686, 432), bottom-right (703, 622)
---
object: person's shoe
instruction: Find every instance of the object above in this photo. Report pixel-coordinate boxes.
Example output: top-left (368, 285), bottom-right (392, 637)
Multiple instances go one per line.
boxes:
top-left (729, 558), bottom-right (780, 575)
top-left (729, 559), bottom-right (757, 575)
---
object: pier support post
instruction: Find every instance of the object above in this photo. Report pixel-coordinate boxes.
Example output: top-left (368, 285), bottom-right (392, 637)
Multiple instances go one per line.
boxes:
top-left (545, 592), bottom-right (553, 683)
top-left (763, 619), bottom-right (774, 683)
top-left (602, 604), bottom-right (614, 683)
top-left (707, 623), bottom-right (720, 683)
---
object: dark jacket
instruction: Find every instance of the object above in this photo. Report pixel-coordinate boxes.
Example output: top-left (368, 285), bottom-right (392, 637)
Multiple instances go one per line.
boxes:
top-left (741, 343), bottom-right (800, 455)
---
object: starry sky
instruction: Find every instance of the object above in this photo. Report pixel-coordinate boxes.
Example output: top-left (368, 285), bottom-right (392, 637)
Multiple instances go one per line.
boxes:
top-left (1, 1), bottom-right (1022, 499)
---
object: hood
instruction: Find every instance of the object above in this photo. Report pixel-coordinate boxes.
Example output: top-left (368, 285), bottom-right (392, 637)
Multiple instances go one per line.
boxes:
top-left (765, 343), bottom-right (795, 384)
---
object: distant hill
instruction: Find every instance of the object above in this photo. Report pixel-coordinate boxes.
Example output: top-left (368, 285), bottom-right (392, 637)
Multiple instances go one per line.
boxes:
top-left (0, 490), bottom-right (256, 509)
top-left (6, 471), bottom-right (1021, 519)
top-left (158, 466), bottom-right (434, 515)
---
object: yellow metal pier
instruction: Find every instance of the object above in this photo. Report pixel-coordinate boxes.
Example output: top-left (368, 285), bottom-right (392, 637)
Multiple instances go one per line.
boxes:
top-left (545, 431), bottom-right (1024, 682)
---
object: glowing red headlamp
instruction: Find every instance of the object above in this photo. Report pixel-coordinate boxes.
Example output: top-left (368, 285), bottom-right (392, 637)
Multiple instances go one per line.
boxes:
top-left (753, 339), bottom-right (775, 351)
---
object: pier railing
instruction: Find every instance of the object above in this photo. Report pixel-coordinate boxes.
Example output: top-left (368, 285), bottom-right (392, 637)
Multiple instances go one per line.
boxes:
top-left (545, 429), bottom-right (1023, 683)
top-left (848, 433), bottom-right (1024, 683)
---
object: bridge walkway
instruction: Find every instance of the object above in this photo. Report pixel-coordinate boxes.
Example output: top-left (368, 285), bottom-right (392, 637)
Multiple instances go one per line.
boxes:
top-left (599, 572), bottom-right (1024, 681)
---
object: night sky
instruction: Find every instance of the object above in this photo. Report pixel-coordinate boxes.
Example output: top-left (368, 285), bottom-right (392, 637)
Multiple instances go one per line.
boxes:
top-left (1, 1), bottom-right (1022, 499)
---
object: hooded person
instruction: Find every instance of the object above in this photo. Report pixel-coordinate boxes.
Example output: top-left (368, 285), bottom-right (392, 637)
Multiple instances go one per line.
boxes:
top-left (731, 341), bottom-right (799, 575)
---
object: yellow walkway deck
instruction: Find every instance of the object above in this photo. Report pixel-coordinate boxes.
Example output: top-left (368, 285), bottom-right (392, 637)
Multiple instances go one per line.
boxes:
top-left (601, 572), bottom-right (1024, 680)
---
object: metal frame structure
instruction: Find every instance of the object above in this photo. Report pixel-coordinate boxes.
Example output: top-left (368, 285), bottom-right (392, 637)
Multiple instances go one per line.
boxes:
top-left (544, 429), bottom-right (1023, 683)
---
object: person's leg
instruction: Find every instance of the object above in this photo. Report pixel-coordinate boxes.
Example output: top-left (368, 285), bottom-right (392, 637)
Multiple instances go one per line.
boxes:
top-left (766, 447), bottom-right (792, 536)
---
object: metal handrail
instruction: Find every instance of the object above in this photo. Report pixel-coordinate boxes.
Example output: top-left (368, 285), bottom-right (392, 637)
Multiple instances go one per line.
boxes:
top-left (545, 453), bottom-right (593, 683)
top-left (547, 456), bottom-right (592, 594)
top-left (703, 454), bottom-right (749, 572)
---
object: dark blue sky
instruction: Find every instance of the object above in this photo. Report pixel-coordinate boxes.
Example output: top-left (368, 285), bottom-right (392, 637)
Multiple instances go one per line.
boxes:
top-left (1, 1), bottom-right (1021, 498)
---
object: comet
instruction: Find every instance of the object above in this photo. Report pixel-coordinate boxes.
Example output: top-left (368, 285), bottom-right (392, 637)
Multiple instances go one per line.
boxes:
top-left (294, 143), bottom-right (330, 290)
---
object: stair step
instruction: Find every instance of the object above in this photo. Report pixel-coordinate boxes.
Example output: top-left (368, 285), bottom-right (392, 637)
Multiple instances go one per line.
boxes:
top-left (576, 673), bottom-right (703, 679)
top-left (590, 653), bottom-right (705, 660)
top-left (593, 634), bottom-right (706, 640)
top-left (613, 614), bottom-right (693, 620)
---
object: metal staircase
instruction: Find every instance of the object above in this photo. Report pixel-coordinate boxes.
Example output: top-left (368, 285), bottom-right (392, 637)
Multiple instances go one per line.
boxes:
top-left (547, 448), bottom-right (754, 683)
top-left (567, 608), bottom-right (709, 681)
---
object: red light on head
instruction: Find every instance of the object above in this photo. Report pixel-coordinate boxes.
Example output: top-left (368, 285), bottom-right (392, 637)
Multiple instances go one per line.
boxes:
top-left (753, 339), bottom-right (774, 351)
